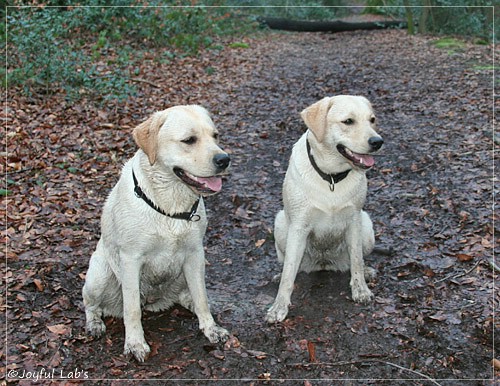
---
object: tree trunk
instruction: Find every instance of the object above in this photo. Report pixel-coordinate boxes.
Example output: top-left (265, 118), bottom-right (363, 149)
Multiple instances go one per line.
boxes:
top-left (259, 17), bottom-right (407, 33)
top-left (403, 0), bottom-right (415, 35)
top-left (419, 0), bottom-right (433, 34)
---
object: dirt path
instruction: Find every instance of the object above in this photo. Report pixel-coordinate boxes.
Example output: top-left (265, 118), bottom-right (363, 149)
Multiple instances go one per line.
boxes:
top-left (5, 30), bottom-right (496, 384)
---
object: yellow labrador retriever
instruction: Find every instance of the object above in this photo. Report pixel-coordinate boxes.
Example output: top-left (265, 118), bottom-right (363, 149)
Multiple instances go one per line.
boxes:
top-left (266, 95), bottom-right (384, 323)
top-left (83, 105), bottom-right (230, 361)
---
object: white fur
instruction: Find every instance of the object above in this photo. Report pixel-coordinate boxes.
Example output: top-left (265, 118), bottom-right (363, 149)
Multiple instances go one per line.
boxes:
top-left (83, 105), bottom-right (230, 361)
top-left (266, 95), bottom-right (382, 323)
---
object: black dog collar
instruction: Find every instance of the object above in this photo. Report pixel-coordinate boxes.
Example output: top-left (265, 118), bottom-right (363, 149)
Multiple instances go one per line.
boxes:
top-left (132, 170), bottom-right (201, 222)
top-left (306, 139), bottom-right (351, 192)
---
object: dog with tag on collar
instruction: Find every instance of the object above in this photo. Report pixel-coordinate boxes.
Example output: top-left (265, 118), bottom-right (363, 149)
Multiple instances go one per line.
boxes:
top-left (266, 95), bottom-right (384, 323)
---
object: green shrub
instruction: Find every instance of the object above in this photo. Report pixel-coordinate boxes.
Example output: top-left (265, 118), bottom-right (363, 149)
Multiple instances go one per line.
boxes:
top-left (362, 0), bottom-right (494, 41)
top-left (227, 0), bottom-right (347, 20)
top-left (6, 2), bottom-right (255, 101)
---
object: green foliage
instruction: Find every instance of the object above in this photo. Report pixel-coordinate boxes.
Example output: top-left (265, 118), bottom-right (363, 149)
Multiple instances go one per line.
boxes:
top-left (226, 0), bottom-right (348, 21)
top-left (364, 0), bottom-right (494, 41)
top-left (364, 0), bottom-right (391, 15)
top-left (6, 2), bottom-right (254, 101)
top-left (432, 37), bottom-right (466, 51)
top-left (472, 64), bottom-right (494, 70)
top-left (229, 42), bottom-right (250, 49)
top-left (6, 1), bottom-right (495, 102)
top-left (0, 189), bottom-right (13, 197)
top-left (416, 1), bottom-right (492, 40)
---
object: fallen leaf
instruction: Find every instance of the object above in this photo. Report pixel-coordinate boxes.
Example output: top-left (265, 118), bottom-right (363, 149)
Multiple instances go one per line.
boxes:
top-left (255, 238), bottom-right (266, 248)
top-left (307, 341), bottom-right (316, 363)
top-left (428, 312), bottom-right (447, 322)
top-left (456, 253), bottom-right (474, 262)
top-left (247, 349), bottom-right (267, 359)
top-left (16, 294), bottom-right (26, 301)
top-left (423, 268), bottom-right (435, 277)
top-left (235, 206), bottom-right (250, 219)
top-left (47, 324), bottom-right (72, 335)
top-left (210, 350), bottom-right (225, 360)
top-left (224, 335), bottom-right (241, 350)
top-left (33, 278), bottom-right (44, 292)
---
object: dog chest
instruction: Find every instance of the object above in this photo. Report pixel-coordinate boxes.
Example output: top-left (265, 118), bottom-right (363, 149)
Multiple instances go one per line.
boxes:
top-left (140, 258), bottom-right (183, 287)
top-left (143, 231), bottom-right (194, 263)
top-left (308, 206), bottom-right (357, 243)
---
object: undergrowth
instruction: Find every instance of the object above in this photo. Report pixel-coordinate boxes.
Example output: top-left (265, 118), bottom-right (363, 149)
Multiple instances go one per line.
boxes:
top-left (5, 1), bottom-right (255, 102)
top-left (4, 1), bottom-right (495, 102)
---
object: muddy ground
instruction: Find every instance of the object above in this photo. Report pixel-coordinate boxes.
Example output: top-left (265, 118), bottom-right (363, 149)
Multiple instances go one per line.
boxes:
top-left (4, 29), bottom-right (498, 385)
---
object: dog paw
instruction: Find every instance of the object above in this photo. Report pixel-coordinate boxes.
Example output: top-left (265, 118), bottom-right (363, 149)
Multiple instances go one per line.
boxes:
top-left (86, 319), bottom-right (106, 337)
top-left (204, 325), bottom-right (230, 344)
top-left (124, 338), bottom-right (150, 362)
top-left (351, 281), bottom-right (374, 304)
top-left (265, 302), bottom-right (289, 323)
top-left (364, 266), bottom-right (377, 282)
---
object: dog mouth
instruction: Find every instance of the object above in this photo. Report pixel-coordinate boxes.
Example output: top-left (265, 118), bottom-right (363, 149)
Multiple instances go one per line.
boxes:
top-left (337, 145), bottom-right (375, 169)
top-left (173, 167), bottom-right (223, 194)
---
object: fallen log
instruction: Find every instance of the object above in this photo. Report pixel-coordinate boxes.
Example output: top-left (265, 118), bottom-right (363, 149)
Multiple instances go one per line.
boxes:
top-left (259, 17), bottom-right (407, 33)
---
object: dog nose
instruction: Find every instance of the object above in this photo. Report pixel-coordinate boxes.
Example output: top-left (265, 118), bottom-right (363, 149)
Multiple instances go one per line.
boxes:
top-left (368, 136), bottom-right (384, 151)
top-left (213, 153), bottom-right (231, 170)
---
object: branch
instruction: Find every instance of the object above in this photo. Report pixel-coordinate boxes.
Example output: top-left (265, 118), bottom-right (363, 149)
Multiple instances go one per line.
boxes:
top-left (287, 359), bottom-right (441, 386)
top-left (130, 78), bottom-right (161, 88)
top-left (435, 259), bottom-right (482, 283)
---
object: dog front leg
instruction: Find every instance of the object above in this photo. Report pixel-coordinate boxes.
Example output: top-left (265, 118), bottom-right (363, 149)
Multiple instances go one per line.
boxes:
top-left (266, 224), bottom-right (308, 323)
top-left (347, 216), bottom-right (374, 304)
top-left (183, 250), bottom-right (229, 344)
top-left (121, 256), bottom-right (150, 362)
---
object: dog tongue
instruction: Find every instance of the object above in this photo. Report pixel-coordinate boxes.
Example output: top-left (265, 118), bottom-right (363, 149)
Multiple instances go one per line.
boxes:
top-left (359, 154), bottom-right (375, 168)
top-left (196, 176), bottom-right (222, 192)
top-left (352, 152), bottom-right (375, 168)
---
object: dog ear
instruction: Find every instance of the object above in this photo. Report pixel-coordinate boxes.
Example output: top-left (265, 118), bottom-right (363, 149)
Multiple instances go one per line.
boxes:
top-left (132, 111), bottom-right (167, 165)
top-left (300, 97), bottom-right (334, 142)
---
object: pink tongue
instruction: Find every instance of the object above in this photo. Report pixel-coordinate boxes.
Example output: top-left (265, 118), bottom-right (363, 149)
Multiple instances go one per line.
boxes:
top-left (352, 152), bottom-right (375, 168)
top-left (359, 154), bottom-right (375, 167)
top-left (197, 176), bottom-right (222, 192)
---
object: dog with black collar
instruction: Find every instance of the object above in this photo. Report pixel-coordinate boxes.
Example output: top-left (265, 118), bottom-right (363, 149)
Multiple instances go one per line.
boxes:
top-left (266, 95), bottom-right (384, 323)
top-left (82, 105), bottom-right (230, 361)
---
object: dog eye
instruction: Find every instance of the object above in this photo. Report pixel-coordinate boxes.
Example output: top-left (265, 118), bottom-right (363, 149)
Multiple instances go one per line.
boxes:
top-left (181, 136), bottom-right (197, 145)
top-left (370, 117), bottom-right (376, 124)
top-left (342, 118), bottom-right (354, 125)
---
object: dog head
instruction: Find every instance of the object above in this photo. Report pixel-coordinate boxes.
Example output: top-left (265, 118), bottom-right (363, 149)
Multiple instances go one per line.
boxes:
top-left (301, 95), bottom-right (383, 170)
top-left (133, 105), bottom-right (230, 196)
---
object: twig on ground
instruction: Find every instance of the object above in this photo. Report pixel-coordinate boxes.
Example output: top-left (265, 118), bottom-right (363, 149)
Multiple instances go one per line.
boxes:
top-left (130, 78), bottom-right (161, 88)
top-left (436, 259), bottom-right (482, 283)
top-left (287, 359), bottom-right (441, 385)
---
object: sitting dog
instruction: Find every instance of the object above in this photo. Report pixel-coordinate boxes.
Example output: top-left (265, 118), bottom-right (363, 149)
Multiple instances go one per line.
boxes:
top-left (266, 95), bottom-right (384, 323)
top-left (83, 105), bottom-right (230, 361)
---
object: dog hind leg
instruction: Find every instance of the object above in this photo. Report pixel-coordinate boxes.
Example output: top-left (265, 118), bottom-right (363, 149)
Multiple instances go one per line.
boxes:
top-left (274, 210), bottom-right (287, 263)
top-left (83, 242), bottom-right (112, 337)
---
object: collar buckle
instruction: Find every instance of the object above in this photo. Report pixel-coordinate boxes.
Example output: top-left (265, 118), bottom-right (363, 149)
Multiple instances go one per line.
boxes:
top-left (329, 176), bottom-right (335, 192)
top-left (189, 213), bottom-right (201, 222)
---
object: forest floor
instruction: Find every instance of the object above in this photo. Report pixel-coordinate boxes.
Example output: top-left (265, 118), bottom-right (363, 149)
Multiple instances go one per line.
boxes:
top-left (4, 28), bottom-right (498, 385)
